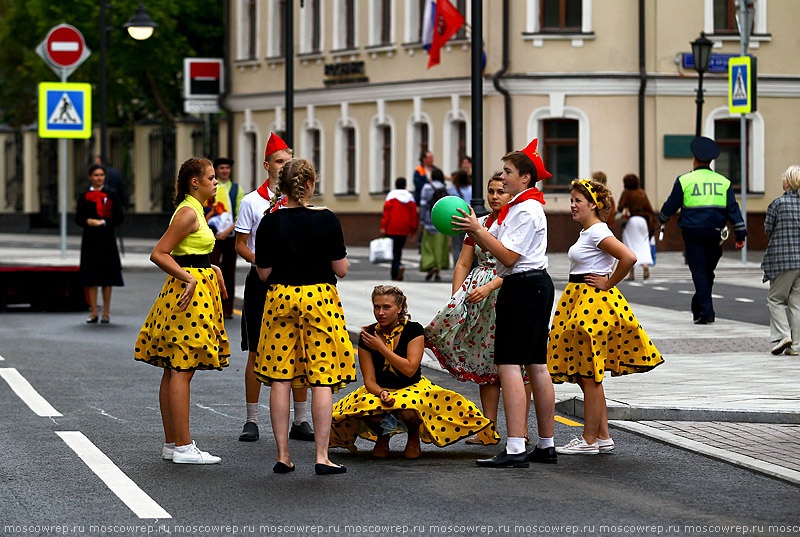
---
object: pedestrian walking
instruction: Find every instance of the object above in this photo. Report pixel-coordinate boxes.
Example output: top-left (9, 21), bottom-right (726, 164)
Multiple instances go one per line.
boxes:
top-left (453, 138), bottom-right (557, 468)
top-left (425, 172), bottom-right (511, 445)
top-left (76, 164), bottom-right (124, 324)
top-left (234, 133), bottom-right (316, 443)
top-left (419, 168), bottom-right (450, 281)
top-left (658, 136), bottom-right (747, 324)
top-left (413, 150), bottom-right (434, 207)
top-left (209, 157), bottom-right (241, 319)
top-left (380, 177), bottom-right (418, 281)
top-left (617, 173), bottom-right (655, 280)
top-left (549, 179), bottom-right (663, 455)
top-left (254, 158), bottom-right (355, 475)
top-left (448, 169), bottom-right (473, 263)
top-left (134, 157), bottom-right (230, 464)
top-left (761, 165), bottom-right (800, 356)
top-left (330, 285), bottom-right (495, 459)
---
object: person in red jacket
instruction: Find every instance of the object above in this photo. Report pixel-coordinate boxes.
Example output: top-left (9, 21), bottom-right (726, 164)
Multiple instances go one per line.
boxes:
top-left (381, 177), bottom-right (418, 281)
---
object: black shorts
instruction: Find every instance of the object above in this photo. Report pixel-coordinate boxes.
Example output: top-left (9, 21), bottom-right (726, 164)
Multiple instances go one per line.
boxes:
top-left (494, 270), bottom-right (554, 365)
top-left (241, 266), bottom-right (268, 352)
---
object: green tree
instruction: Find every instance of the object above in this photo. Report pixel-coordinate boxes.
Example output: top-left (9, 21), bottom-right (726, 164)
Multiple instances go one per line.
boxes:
top-left (0, 0), bottom-right (224, 127)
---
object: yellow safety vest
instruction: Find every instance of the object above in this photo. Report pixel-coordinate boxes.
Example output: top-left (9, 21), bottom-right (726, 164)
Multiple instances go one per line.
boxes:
top-left (679, 168), bottom-right (729, 209)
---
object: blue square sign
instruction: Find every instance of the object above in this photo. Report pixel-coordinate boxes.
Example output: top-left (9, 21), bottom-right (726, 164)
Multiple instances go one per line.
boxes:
top-left (38, 82), bottom-right (92, 138)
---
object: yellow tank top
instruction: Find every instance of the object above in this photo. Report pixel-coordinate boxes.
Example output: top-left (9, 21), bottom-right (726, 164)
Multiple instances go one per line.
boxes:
top-left (170, 195), bottom-right (215, 256)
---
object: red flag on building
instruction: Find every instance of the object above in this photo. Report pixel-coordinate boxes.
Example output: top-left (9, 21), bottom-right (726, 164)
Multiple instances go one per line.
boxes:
top-left (427, 0), bottom-right (465, 69)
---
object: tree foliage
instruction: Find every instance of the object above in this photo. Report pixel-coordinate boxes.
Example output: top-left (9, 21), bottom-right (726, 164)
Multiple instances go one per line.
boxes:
top-left (0, 0), bottom-right (224, 127)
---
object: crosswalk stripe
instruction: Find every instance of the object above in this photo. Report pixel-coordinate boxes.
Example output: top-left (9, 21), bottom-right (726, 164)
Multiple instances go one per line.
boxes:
top-left (735, 297), bottom-right (754, 303)
top-left (56, 431), bottom-right (172, 519)
top-left (0, 354), bottom-right (5, 361)
top-left (0, 368), bottom-right (62, 417)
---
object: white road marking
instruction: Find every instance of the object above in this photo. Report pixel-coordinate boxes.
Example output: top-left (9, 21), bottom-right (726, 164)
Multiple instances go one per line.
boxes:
top-left (678, 290), bottom-right (693, 295)
top-left (652, 286), bottom-right (668, 291)
top-left (195, 403), bottom-right (237, 419)
top-left (90, 406), bottom-right (125, 422)
top-left (0, 368), bottom-right (62, 417)
top-left (0, 353), bottom-right (5, 361)
top-left (735, 297), bottom-right (754, 303)
top-left (56, 431), bottom-right (172, 519)
top-left (712, 293), bottom-right (723, 299)
top-left (627, 282), bottom-right (644, 287)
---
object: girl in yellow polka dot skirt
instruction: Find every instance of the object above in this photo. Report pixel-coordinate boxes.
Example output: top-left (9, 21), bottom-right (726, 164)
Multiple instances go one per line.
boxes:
top-left (548, 179), bottom-right (663, 455)
top-left (135, 157), bottom-right (231, 465)
top-left (330, 286), bottom-right (497, 459)
top-left (254, 159), bottom-right (356, 476)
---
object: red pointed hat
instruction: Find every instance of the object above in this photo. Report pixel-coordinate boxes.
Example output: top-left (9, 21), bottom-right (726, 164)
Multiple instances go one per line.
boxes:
top-left (520, 138), bottom-right (552, 180)
top-left (264, 132), bottom-right (290, 160)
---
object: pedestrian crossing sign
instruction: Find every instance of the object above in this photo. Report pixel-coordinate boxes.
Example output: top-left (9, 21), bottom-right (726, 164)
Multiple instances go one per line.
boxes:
top-left (728, 56), bottom-right (757, 114)
top-left (38, 82), bottom-right (92, 138)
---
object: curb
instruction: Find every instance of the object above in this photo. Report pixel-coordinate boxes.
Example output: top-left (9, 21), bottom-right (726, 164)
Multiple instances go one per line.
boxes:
top-left (556, 396), bottom-right (800, 424)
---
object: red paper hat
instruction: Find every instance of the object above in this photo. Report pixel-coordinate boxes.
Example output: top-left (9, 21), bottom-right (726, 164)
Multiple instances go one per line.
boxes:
top-left (264, 132), bottom-right (289, 160)
top-left (520, 138), bottom-right (552, 180)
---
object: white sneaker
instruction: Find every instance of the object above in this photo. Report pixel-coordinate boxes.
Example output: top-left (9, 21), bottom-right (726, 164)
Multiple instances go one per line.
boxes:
top-left (162, 444), bottom-right (175, 460)
top-left (172, 441), bottom-right (221, 464)
top-left (597, 437), bottom-right (615, 453)
top-left (556, 436), bottom-right (599, 455)
top-left (771, 337), bottom-right (792, 355)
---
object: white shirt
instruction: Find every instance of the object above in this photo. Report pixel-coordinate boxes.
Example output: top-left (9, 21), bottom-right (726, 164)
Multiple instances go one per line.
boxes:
top-left (234, 186), bottom-right (274, 255)
top-left (490, 194), bottom-right (548, 277)
top-left (568, 222), bottom-right (616, 275)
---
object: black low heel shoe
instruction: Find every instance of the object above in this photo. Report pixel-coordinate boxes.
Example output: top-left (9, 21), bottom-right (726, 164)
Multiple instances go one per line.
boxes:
top-left (272, 462), bottom-right (295, 474)
top-left (86, 316), bottom-right (99, 324)
top-left (315, 463), bottom-right (346, 475)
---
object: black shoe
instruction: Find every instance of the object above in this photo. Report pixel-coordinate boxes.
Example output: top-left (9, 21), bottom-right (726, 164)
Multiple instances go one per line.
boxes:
top-left (476, 450), bottom-right (529, 468)
top-left (86, 316), bottom-right (98, 324)
top-left (528, 446), bottom-right (558, 464)
top-left (272, 461), bottom-right (295, 474)
top-left (693, 318), bottom-right (714, 325)
top-left (315, 463), bottom-right (346, 475)
top-left (289, 421), bottom-right (315, 441)
top-left (239, 421), bottom-right (259, 442)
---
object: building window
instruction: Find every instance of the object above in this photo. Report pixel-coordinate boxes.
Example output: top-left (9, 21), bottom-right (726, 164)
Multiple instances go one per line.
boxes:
top-left (714, 118), bottom-right (750, 191)
top-left (381, 0), bottom-right (392, 45)
top-left (311, 0), bottom-right (321, 51)
top-left (713, 0), bottom-right (736, 33)
top-left (455, 0), bottom-right (467, 40)
top-left (247, 0), bottom-right (257, 58)
top-left (300, 0), bottom-right (322, 54)
top-left (417, 122), bottom-right (429, 156)
top-left (309, 128), bottom-right (321, 171)
top-left (238, 0), bottom-right (259, 60)
top-left (246, 131), bottom-right (258, 192)
top-left (267, 0), bottom-right (286, 58)
top-left (541, 0), bottom-right (582, 32)
top-left (541, 119), bottom-right (579, 190)
top-left (344, 126), bottom-right (357, 193)
top-left (455, 120), bottom-right (467, 164)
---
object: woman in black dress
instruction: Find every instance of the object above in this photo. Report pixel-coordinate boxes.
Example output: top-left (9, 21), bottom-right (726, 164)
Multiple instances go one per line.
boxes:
top-left (75, 164), bottom-right (124, 323)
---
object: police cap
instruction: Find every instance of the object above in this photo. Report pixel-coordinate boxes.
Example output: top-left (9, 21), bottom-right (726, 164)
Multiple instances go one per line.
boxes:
top-left (213, 157), bottom-right (234, 168)
top-left (690, 137), bottom-right (720, 162)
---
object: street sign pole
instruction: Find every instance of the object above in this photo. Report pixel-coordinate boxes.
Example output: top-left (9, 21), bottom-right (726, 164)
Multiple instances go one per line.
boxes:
top-left (737, 1), bottom-right (754, 265)
top-left (59, 71), bottom-right (68, 259)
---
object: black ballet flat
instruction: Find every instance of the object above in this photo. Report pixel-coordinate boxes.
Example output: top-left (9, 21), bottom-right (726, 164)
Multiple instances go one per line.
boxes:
top-left (86, 316), bottom-right (99, 324)
top-left (272, 461), bottom-right (295, 474)
top-left (315, 463), bottom-right (346, 475)
top-left (101, 315), bottom-right (110, 324)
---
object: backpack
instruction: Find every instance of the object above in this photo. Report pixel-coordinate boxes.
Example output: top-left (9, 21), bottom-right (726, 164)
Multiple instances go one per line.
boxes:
top-left (430, 183), bottom-right (448, 206)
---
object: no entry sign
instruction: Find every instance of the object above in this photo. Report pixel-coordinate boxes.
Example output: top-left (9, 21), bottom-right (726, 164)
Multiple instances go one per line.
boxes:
top-left (36, 23), bottom-right (91, 79)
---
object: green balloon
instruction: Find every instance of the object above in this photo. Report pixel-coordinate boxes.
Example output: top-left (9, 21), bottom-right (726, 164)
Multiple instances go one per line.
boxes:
top-left (431, 196), bottom-right (470, 236)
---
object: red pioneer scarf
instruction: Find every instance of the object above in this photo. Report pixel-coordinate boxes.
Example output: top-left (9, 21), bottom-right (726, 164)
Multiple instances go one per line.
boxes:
top-left (496, 188), bottom-right (545, 225)
top-left (256, 182), bottom-right (272, 201)
top-left (85, 190), bottom-right (113, 219)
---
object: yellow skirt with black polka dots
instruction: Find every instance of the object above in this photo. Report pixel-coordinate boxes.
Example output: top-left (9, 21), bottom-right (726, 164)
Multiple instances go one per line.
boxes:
top-left (329, 377), bottom-right (499, 449)
top-left (548, 283), bottom-right (663, 384)
top-left (134, 268), bottom-right (230, 371)
top-left (255, 283), bottom-right (356, 392)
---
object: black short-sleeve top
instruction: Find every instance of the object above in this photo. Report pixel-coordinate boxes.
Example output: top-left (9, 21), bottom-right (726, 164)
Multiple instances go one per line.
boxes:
top-left (255, 206), bottom-right (347, 286)
top-left (358, 321), bottom-right (425, 389)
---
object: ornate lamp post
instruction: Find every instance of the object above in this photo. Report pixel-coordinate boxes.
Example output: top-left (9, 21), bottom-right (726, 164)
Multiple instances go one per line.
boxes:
top-left (691, 32), bottom-right (713, 137)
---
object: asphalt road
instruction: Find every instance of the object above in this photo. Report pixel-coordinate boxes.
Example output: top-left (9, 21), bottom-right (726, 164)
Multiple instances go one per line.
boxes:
top-left (1, 270), bottom-right (798, 537)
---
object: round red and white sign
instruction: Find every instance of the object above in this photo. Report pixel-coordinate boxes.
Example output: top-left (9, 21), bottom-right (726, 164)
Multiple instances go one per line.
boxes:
top-left (45, 24), bottom-right (85, 68)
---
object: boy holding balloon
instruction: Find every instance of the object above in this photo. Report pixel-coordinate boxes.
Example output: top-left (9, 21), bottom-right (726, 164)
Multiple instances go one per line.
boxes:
top-left (452, 139), bottom-right (556, 468)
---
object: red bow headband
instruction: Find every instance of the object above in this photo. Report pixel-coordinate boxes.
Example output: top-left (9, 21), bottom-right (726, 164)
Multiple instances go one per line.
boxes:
top-left (264, 132), bottom-right (290, 161)
top-left (520, 138), bottom-right (552, 181)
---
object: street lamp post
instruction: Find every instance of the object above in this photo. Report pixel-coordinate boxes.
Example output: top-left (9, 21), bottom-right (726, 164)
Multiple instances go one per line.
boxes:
top-left (99, 0), bottom-right (157, 164)
top-left (691, 32), bottom-right (713, 137)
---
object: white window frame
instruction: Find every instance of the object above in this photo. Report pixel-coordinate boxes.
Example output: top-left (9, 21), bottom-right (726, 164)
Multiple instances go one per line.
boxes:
top-left (526, 105), bottom-right (591, 188)
top-left (703, 0), bottom-right (769, 48)
top-left (442, 109), bottom-right (470, 175)
top-left (368, 0), bottom-right (395, 47)
top-left (524, 0), bottom-right (594, 47)
top-left (299, 0), bottom-right (324, 54)
top-left (406, 112), bottom-right (434, 182)
top-left (369, 114), bottom-right (396, 193)
top-left (404, 0), bottom-right (423, 44)
top-left (334, 111), bottom-right (361, 195)
top-left (266, 0), bottom-right (284, 58)
top-left (301, 114), bottom-right (325, 194)
top-left (237, 0), bottom-right (260, 61)
top-left (705, 107), bottom-right (765, 193)
top-left (333, 0), bottom-right (358, 51)
top-left (237, 110), bottom-right (262, 193)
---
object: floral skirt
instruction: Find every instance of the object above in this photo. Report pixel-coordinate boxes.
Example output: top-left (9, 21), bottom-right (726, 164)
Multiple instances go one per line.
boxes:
top-left (329, 377), bottom-right (498, 449)
top-left (134, 268), bottom-right (230, 371)
top-left (255, 283), bottom-right (356, 393)
top-left (548, 283), bottom-right (663, 383)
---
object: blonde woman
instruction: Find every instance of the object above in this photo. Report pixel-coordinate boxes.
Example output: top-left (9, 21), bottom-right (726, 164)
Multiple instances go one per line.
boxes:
top-left (253, 159), bottom-right (356, 475)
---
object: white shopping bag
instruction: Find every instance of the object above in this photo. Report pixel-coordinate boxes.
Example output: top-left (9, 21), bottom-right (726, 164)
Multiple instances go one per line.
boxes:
top-left (369, 237), bottom-right (393, 264)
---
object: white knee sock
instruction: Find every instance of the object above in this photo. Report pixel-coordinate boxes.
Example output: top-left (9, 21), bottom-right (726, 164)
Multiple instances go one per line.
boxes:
top-left (537, 436), bottom-right (554, 449)
top-left (246, 403), bottom-right (258, 423)
top-left (293, 401), bottom-right (308, 425)
top-left (506, 437), bottom-right (526, 455)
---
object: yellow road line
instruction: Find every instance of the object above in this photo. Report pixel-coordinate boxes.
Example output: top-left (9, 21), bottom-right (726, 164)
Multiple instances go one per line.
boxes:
top-left (556, 416), bottom-right (583, 427)
top-left (233, 308), bottom-right (242, 317)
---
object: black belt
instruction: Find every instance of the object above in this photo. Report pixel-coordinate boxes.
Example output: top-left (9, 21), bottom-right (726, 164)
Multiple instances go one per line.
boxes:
top-left (174, 254), bottom-right (211, 268)
top-left (504, 269), bottom-right (548, 281)
top-left (569, 273), bottom-right (609, 283)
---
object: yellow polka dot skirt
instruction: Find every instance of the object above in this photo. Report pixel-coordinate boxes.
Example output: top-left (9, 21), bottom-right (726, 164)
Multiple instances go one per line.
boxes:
top-left (255, 283), bottom-right (356, 392)
top-left (135, 268), bottom-right (230, 371)
top-left (548, 283), bottom-right (663, 384)
top-left (329, 377), bottom-right (498, 449)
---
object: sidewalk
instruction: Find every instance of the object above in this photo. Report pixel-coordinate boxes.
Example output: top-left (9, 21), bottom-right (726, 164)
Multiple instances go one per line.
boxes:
top-left (2, 233), bottom-right (799, 485)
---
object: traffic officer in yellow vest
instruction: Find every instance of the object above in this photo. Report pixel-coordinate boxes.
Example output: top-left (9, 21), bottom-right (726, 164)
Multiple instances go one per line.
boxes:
top-left (658, 136), bottom-right (747, 324)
